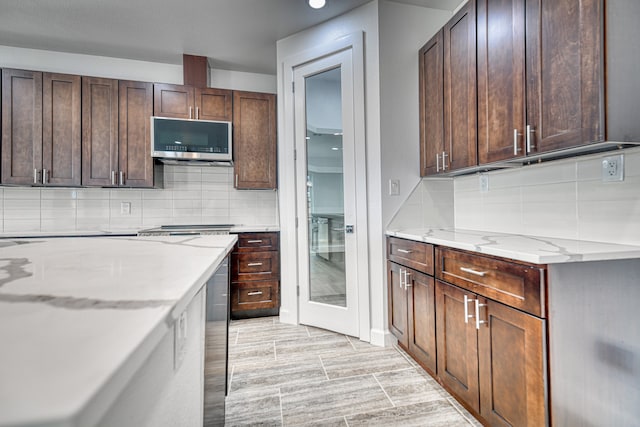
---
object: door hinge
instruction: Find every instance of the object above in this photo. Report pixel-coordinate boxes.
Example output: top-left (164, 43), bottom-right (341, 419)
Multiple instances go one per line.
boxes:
top-left (297, 286), bottom-right (300, 296)
top-left (292, 81), bottom-right (295, 93)
top-left (295, 217), bottom-right (298, 228)
top-left (294, 149), bottom-right (297, 160)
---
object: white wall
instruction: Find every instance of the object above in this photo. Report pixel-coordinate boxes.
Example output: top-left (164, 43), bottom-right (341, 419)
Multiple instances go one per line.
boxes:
top-left (378, 1), bottom-right (452, 227)
top-left (276, 0), bottom-right (382, 341)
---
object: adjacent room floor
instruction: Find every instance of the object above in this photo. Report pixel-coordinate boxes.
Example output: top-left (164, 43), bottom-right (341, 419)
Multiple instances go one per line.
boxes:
top-left (225, 317), bottom-right (482, 426)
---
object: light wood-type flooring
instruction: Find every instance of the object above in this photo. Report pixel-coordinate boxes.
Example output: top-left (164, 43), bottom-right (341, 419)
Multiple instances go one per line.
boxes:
top-left (225, 317), bottom-right (482, 426)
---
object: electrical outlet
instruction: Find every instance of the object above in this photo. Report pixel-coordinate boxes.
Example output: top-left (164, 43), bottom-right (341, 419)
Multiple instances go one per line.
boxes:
top-left (174, 311), bottom-right (188, 371)
top-left (120, 202), bottom-right (131, 215)
top-left (602, 154), bottom-right (624, 182)
top-left (389, 179), bottom-right (400, 196)
top-left (479, 174), bottom-right (489, 192)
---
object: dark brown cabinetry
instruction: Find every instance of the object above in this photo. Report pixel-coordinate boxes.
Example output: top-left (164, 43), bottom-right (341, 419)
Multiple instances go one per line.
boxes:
top-left (420, 0), bottom-right (477, 176)
top-left (153, 83), bottom-right (232, 121)
top-left (435, 247), bottom-right (547, 426)
top-left (2, 69), bottom-right (81, 185)
top-left (231, 232), bottom-right (280, 318)
top-left (387, 239), bottom-right (548, 425)
top-left (477, 0), bottom-right (603, 163)
top-left (387, 237), bottom-right (437, 374)
top-left (81, 77), bottom-right (119, 186)
top-left (119, 80), bottom-right (154, 188)
top-left (83, 78), bottom-right (156, 187)
top-left (233, 91), bottom-right (277, 189)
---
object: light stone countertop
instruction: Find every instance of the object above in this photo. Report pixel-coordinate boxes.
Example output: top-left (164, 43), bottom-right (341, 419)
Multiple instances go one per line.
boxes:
top-left (386, 228), bottom-right (640, 264)
top-left (0, 234), bottom-right (237, 427)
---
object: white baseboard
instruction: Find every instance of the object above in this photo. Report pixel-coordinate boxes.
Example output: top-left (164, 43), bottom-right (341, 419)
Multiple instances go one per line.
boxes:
top-left (277, 308), bottom-right (297, 326)
top-left (370, 328), bottom-right (396, 347)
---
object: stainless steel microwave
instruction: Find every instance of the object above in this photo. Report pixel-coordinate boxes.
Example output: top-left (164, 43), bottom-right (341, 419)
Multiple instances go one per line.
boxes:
top-left (150, 116), bottom-right (232, 162)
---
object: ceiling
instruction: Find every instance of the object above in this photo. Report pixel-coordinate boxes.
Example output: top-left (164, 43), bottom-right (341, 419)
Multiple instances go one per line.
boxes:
top-left (0, 0), bottom-right (463, 75)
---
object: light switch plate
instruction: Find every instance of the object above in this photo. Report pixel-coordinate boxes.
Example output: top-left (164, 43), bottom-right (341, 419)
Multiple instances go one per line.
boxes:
top-left (120, 202), bottom-right (131, 215)
top-left (389, 179), bottom-right (400, 196)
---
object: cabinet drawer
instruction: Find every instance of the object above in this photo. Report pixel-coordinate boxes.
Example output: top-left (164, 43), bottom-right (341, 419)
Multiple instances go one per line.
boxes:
top-left (231, 281), bottom-right (279, 311)
top-left (387, 237), bottom-right (434, 274)
top-left (235, 232), bottom-right (279, 252)
top-left (231, 251), bottom-right (279, 282)
top-left (436, 247), bottom-right (546, 317)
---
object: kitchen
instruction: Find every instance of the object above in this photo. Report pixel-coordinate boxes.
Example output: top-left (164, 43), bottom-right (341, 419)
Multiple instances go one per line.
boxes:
top-left (1, 0), bottom-right (640, 426)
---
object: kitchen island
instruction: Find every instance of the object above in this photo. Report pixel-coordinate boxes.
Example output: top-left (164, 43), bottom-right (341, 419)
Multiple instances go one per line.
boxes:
top-left (0, 234), bottom-right (237, 427)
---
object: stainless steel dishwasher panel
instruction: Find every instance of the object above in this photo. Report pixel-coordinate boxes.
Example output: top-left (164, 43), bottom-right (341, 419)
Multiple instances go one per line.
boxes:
top-left (204, 255), bottom-right (229, 427)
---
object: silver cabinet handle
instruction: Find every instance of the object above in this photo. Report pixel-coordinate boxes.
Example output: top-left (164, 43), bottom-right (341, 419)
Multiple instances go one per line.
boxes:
top-left (513, 129), bottom-right (522, 155)
top-left (399, 268), bottom-right (405, 289)
top-left (189, 106), bottom-right (193, 119)
top-left (119, 171), bottom-right (124, 186)
top-left (460, 267), bottom-right (487, 277)
top-left (247, 291), bottom-right (263, 296)
top-left (526, 125), bottom-right (536, 153)
top-left (43, 169), bottom-right (48, 185)
top-left (397, 249), bottom-right (412, 254)
top-left (235, 174), bottom-right (238, 187)
top-left (111, 171), bottom-right (116, 186)
top-left (475, 299), bottom-right (487, 330)
top-left (436, 153), bottom-right (440, 172)
top-left (247, 240), bottom-right (263, 243)
top-left (195, 106), bottom-right (199, 120)
top-left (442, 151), bottom-right (448, 171)
top-left (247, 262), bottom-right (263, 267)
top-left (464, 295), bottom-right (472, 324)
top-left (33, 169), bottom-right (39, 184)
top-left (404, 271), bottom-right (412, 288)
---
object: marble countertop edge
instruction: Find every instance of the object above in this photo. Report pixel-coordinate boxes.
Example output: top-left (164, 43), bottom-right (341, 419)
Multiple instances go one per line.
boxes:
top-left (386, 228), bottom-right (640, 264)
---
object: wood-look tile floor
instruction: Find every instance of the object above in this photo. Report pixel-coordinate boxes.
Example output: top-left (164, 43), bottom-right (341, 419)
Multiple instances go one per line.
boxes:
top-left (225, 317), bottom-right (483, 426)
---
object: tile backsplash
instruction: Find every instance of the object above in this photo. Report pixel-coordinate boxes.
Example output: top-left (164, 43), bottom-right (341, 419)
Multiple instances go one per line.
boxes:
top-left (0, 165), bottom-right (278, 235)
top-left (454, 146), bottom-right (640, 246)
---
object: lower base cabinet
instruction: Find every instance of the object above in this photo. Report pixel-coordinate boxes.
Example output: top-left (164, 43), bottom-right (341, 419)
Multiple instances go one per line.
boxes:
top-left (436, 280), bottom-right (546, 426)
top-left (388, 238), bottom-right (548, 426)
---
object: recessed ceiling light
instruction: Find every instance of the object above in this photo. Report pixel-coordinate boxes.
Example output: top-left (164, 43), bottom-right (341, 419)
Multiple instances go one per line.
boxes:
top-left (331, 147), bottom-right (339, 151)
top-left (308, 0), bottom-right (326, 9)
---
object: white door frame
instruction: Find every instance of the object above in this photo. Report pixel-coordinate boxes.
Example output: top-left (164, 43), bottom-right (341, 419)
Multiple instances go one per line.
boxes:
top-left (279, 32), bottom-right (370, 341)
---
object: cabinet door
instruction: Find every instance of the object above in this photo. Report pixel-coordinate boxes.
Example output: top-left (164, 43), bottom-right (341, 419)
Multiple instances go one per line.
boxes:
top-left (407, 271), bottom-right (437, 375)
top-left (195, 87), bottom-right (232, 121)
top-left (233, 91), bottom-right (277, 189)
top-left (388, 262), bottom-right (409, 348)
top-left (43, 72), bottom-right (81, 186)
top-left (419, 30), bottom-right (444, 176)
top-left (478, 299), bottom-right (547, 426)
top-left (119, 80), bottom-right (154, 187)
top-left (443, 0), bottom-right (477, 171)
top-left (153, 83), bottom-right (194, 119)
top-left (1, 69), bottom-right (42, 185)
top-left (525, 0), bottom-right (603, 153)
top-left (477, 0), bottom-right (527, 163)
top-left (82, 77), bottom-right (119, 186)
top-left (436, 280), bottom-right (480, 412)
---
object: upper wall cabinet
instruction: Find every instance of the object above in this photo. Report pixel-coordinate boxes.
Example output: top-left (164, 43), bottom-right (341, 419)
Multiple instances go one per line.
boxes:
top-left (2, 69), bottom-right (81, 186)
top-left (477, 0), bottom-right (603, 164)
top-left (420, 0), bottom-right (477, 176)
top-left (153, 83), bottom-right (232, 121)
top-left (233, 91), bottom-right (277, 190)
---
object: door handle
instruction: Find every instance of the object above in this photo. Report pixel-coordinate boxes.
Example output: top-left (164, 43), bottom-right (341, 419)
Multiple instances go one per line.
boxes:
top-left (345, 225), bottom-right (354, 234)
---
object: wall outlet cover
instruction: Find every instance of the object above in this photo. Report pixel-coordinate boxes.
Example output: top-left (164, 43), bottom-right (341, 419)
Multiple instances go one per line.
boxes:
top-left (602, 154), bottom-right (624, 182)
top-left (479, 174), bottom-right (489, 192)
top-left (120, 202), bottom-right (131, 215)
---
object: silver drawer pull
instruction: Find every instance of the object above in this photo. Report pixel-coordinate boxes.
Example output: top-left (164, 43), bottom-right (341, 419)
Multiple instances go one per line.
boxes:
top-left (247, 240), bottom-right (263, 243)
top-left (247, 262), bottom-right (263, 267)
top-left (397, 249), bottom-right (412, 254)
top-left (247, 291), bottom-right (263, 296)
top-left (460, 267), bottom-right (487, 277)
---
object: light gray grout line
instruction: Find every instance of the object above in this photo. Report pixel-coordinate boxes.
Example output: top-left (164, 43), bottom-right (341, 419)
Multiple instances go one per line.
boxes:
top-left (372, 373), bottom-right (396, 408)
top-left (318, 355), bottom-right (330, 380)
top-left (344, 416), bottom-right (350, 427)
top-left (394, 344), bottom-right (418, 367)
top-left (447, 396), bottom-right (479, 426)
top-left (234, 329), bottom-right (239, 345)
top-left (278, 387), bottom-right (284, 426)
top-left (323, 367), bottom-right (415, 383)
top-left (305, 325), bottom-right (312, 337)
top-left (345, 334), bottom-right (357, 350)
top-left (273, 340), bottom-right (278, 361)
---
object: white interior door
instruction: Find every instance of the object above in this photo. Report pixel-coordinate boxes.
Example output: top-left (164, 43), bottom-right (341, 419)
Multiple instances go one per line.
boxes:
top-left (294, 49), bottom-right (359, 337)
